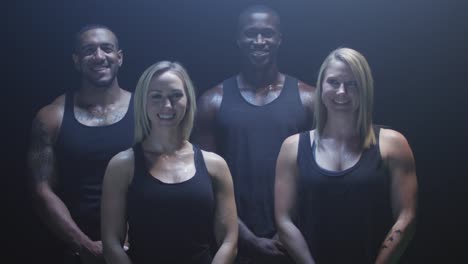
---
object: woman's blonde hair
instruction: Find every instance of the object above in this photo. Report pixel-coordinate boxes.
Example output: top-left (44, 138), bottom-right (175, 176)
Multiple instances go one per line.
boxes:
top-left (134, 61), bottom-right (197, 143)
top-left (314, 47), bottom-right (375, 148)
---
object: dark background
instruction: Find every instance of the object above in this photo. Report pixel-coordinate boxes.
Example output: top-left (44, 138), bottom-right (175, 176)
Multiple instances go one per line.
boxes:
top-left (5, 0), bottom-right (468, 263)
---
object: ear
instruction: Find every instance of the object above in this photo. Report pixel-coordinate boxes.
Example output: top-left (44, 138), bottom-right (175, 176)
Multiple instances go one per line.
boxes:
top-left (277, 32), bottom-right (283, 47)
top-left (72, 53), bottom-right (80, 71)
top-left (117, 49), bottom-right (123, 67)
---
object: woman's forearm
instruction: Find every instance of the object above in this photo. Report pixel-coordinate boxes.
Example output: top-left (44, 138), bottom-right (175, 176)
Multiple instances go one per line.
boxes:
top-left (278, 221), bottom-right (316, 264)
top-left (212, 240), bottom-right (237, 264)
top-left (375, 216), bottom-right (416, 264)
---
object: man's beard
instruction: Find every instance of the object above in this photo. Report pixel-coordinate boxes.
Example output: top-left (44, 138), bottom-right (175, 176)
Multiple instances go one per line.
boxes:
top-left (84, 69), bottom-right (118, 88)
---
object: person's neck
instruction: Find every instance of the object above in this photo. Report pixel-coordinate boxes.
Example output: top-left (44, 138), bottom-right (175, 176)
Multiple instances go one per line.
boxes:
top-left (76, 79), bottom-right (122, 106)
top-left (322, 113), bottom-right (360, 144)
top-left (142, 128), bottom-right (186, 155)
top-left (240, 64), bottom-right (281, 90)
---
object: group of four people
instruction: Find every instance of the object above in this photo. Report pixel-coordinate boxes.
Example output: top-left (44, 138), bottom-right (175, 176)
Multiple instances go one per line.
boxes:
top-left (27, 5), bottom-right (417, 264)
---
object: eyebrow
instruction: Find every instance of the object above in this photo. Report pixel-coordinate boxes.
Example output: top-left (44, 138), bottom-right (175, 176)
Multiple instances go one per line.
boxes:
top-left (149, 88), bottom-right (183, 92)
top-left (80, 43), bottom-right (116, 50)
top-left (244, 26), bottom-right (275, 30)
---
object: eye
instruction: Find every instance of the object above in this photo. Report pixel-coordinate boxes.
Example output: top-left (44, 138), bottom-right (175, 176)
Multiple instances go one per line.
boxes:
top-left (262, 29), bottom-right (275, 38)
top-left (101, 45), bottom-right (115, 53)
top-left (170, 92), bottom-right (184, 100)
top-left (81, 47), bottom-right (96, 56)
top-left (244, 29), bottom-right (257, 38)
top-left (150, 93), bottom-right (163, 100)
top-left (327, 78), bottom-right (340, 87)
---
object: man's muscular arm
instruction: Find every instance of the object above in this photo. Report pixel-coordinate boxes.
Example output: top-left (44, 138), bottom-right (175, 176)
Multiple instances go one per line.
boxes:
top-left (27, 99), bottom-right (102, 258)
top-left (298, 81), bottom-right (316, 128)
top-left (191, 84), bottom-right (223, 152)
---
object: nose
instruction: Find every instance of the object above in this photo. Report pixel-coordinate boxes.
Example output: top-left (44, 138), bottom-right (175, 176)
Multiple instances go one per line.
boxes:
top-left (337, 83), bottom-right (346, 94)
top-left (254, 33), bottom-right (266, 45)
top-left (92, 47), bottom-right (106, 61)
top-left (162, 97), bottom-right (172, 108)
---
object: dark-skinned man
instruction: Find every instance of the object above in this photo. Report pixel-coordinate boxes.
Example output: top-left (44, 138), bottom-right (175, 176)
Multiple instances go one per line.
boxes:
top-left (28, 25), bottom-right (133, 264)
top-left (193, 5), bottom-right (315, 264)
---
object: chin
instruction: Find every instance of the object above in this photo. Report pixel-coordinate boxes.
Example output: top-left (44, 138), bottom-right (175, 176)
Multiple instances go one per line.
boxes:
top-left (157, 118), bottom-right (182, 126)
top-left (250, 61), bottom-right (270, 69)
top-left (89, 77), bottom-right (116, 88)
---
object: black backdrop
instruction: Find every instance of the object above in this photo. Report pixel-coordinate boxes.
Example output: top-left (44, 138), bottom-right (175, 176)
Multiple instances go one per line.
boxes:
top-left (5, 0), bottom-right (468, 263)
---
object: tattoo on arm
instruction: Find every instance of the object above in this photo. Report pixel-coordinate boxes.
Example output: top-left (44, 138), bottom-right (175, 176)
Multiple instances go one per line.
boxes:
top-left (381, 229), bottom-right (403, 249)
top-left (28, 118), bottom-right (56, 184)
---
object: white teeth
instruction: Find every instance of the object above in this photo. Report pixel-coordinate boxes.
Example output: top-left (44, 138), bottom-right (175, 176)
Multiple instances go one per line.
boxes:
top-left (92, 65), bottom-right (108, 70)
top-left (333, 100), bottom-right (349, 105)
top-left (158, 113), bottom-right (175, 120)
top-left (92, 67), bottom-right (108, 71)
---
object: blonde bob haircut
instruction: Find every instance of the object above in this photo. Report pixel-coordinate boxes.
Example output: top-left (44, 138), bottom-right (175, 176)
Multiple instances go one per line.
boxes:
top-left (134, 61), bottom-right (197, 143)
top-left (314, 47), bottom-right (376, 148)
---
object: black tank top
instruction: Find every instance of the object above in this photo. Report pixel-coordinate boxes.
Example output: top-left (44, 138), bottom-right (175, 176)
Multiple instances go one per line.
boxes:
top-left (297, 127), bottom-right (393, 264)
top-left (127, 143), bottom-right (214, 264)
top-left (216, 75), bottom-right (312, 237)
top-left (55, 92), bottom-right (134, 240)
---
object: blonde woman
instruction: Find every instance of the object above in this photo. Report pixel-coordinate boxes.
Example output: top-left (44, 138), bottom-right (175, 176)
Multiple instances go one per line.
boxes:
top-left (101, 61), bottom-right (238, 264)
top-left (275, 48), bottom-right (417, 264)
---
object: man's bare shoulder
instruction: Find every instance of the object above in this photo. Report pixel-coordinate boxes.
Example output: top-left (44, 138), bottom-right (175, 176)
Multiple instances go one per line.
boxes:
top-left (297, 80), bottom-right (316, 111)
top-left (198, 83), bottom-right (224, 112)
top-left (33, 94), bottom-right (66, 140)
top-left (38, 94), bottom-right (65, 117)
top-left (192, 84), bottom-right (224, 147)
top-left (297, 80), bottom-right (316, 93)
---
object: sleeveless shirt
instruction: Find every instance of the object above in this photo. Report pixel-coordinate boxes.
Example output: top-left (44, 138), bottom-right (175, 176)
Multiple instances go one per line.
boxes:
top-left (216, 75), bottom-right (312, 237)
top-left (55, 92), bottom-right (134, 240)
top-left (127, 143), bottom-right (214, 264)
top-left (296, 127), bottom-right (393, 263)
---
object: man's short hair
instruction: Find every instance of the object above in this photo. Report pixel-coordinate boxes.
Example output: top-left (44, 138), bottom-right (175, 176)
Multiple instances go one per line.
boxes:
top-left (74, 24), bottom-right (119, 54)
top-left (237, 5), bottom-right (281, 33)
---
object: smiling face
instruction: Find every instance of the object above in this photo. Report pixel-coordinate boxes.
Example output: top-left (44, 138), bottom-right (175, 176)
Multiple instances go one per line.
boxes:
top-left (321, 59), bottom-right (360, 113)
top-left (237, 11), bottom-right (282, 68)
top-left (146, 71), bottom-right (187, 129)
top-left (73, 28), bottom-right (122, 88)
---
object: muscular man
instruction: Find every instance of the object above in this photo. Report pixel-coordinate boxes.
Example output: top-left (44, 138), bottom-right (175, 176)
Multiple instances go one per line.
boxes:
top-left (27, 25), bottom-right (134, 264)
top-left (193, 5), bottom-right (315, 263)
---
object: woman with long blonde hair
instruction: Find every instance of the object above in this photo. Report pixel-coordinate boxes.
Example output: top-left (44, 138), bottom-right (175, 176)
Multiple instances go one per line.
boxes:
top-left (101, 61), bottom-right (238, 264)
top-left (275, 48), bottom-right (417, 264)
